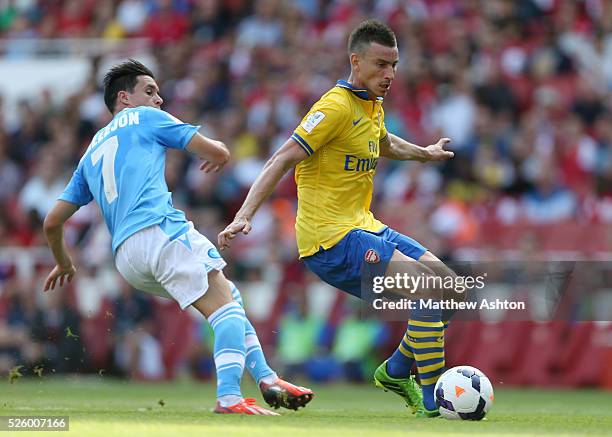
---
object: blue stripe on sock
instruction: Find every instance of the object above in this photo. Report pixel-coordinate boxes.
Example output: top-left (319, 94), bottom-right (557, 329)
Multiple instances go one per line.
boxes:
top-left (218, 309), bottom-right (244, 316)
top-left (212, 309), bottom-right (244, 317)
top-left (407, 324), bottom-right (444, 332)
top-left (408, 347), bottom-right (444, 354)
top-left (208, 303), bottom-right (244, 325)
top-left (210, 309), bottom-right (245, 320)
top-left (419, 368), bottom-right (446, 380)
top-left (410, 311), bottom-right (442, 321)
top-left (214, 348), bottom-right (245, 358)
top-left (217, 363), bottom-right (244, 372)
top-left (408, 336), bottom-right (444, 342)
top-left (210, 311), bottom-right (245, 328)
top-left (417, 357), bottom-right (445, 367)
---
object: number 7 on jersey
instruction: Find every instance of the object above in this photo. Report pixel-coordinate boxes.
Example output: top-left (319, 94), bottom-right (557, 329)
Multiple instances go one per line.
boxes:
top-left (91, 136), bottom-right (119, 203)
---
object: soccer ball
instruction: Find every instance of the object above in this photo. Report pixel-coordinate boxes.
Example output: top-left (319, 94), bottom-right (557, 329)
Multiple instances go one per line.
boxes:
top-left (434, 365), bottom-right (494, 420)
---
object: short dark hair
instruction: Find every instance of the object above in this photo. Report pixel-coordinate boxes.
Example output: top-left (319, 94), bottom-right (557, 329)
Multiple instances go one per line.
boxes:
top-left (103, 59), bottom-right (155, 113)
top-left (348, 19), bottom-right (396, 55)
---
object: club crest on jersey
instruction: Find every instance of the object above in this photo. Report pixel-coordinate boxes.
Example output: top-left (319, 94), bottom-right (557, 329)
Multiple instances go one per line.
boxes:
top-left (208, 247), bottom-right (222, 259)
top-left (364, 249), bottom-right (380, 264)
top-left (301, 111), bottom-right (325, 133)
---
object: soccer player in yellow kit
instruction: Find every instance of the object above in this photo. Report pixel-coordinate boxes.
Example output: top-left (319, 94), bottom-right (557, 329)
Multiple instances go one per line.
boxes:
top-left (219, 20), bottom-right (456, 417)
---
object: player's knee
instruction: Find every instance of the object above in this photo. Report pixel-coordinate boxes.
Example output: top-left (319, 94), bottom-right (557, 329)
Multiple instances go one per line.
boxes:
top-left (418, 253), bottom-right (464, 301)
top-left (191, 271), bottom-right (235, 317)
top-left (385, 251), bottom-right (443, 299)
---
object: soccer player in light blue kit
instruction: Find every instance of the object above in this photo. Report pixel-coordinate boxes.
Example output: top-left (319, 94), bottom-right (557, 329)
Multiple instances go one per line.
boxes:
top-left (43, 60), bottom-right (313, 415)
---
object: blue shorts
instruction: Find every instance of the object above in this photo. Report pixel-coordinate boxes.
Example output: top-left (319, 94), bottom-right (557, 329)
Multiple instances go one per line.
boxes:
top-left (302, 227), bottom-right (427, 298)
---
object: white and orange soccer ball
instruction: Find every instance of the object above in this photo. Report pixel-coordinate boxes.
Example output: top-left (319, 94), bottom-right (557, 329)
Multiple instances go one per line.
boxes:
top-left (434, 365), bottom-right (494, 420)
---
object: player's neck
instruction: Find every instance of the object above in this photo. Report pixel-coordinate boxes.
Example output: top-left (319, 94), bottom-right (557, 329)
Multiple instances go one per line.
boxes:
top-left (346, 74), bottom-right (374, 100)
top-left (113, 103), bottom-right (132, 115)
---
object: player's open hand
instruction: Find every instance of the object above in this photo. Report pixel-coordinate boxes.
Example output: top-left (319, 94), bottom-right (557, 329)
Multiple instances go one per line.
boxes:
top-left (199, 160), bottom-right (224, 173)
top-left (425, 137), bottom-right (454, 161)
top-left (218, 216), bottom-right (252, 250)
top-left (44, 264), bottom-right (76, 291)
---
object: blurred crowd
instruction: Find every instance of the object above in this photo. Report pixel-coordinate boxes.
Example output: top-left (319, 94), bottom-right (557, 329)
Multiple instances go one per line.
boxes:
top-left (1, 0), bottom-right (612, 381)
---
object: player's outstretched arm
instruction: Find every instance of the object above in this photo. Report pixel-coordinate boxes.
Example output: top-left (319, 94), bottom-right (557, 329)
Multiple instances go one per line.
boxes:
top-left (43, 200), bottom-right (79, 291)
top-left (186, 133), bottom-right (230, 173)
top-left (379, 133), bottom-right (454, 162)
top-left (218, 138), bottom-right (308, 250)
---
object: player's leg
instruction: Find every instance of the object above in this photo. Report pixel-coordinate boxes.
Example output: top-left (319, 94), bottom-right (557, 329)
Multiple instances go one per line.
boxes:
top-left (116, 224), bottom-right (277, 415)
top-left (384, 250), bottom-right (459, 378)
top-left (302, 229), bottom-right (430, 414)
top-left (383, 229), bottom-right (466, 416)
top-left (190, 271), bottom-right (279, 415)
top-left (417, 250), bottom-right (462, 344)
top-left (227, 281), bottom-right (314, 410)
top-left (374, 249), bottom-right (445, 417)
top-left (375, 229), bottom-right (463, 415)
top-left (190, 270), bottom-right (244, 406)
top-left (227, 281), bottom-right (276, 384)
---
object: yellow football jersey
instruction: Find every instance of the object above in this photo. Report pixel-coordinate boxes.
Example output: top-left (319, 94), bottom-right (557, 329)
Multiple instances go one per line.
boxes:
top-left (291, 80), bottom-right (388, 257)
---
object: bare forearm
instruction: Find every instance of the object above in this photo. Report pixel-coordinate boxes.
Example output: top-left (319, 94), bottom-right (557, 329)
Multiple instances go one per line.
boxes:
top-left (218, 138), bottom-right (307, 249)
top-left (235, 156), bottom-right (293, 220)
top-left (187, 134), bottom-right (230, 165)
top-left (382, 133), bottom-right (430, 161)
top-left (42, 201), bottom-right (79, 290)
top-left (43, 201), bottom-right (79, 268)
top-left (44, 225), bottom-right (73, 268)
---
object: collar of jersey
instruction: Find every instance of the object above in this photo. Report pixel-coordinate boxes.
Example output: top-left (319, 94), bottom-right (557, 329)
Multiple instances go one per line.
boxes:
top-left (336, 80), bottom-right (383, 102)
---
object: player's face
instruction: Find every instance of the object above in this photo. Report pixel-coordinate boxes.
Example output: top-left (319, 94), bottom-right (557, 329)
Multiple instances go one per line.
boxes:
top-left (354, 42), bottom-right (399, 98)
top-left (122, 75), bottom-right (163, 109)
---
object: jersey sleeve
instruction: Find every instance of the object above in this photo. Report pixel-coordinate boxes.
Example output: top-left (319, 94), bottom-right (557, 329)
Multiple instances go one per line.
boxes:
top-left (291, 99), bottom-right (350, 156)
top-left (146, 108), bottom-right (201, 150)
top-left (58, 165), bottom-right (93, 207)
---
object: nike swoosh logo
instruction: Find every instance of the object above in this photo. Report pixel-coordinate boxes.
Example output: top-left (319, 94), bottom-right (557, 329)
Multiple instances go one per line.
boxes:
top-left (352, 117), bottom-right (362, 126)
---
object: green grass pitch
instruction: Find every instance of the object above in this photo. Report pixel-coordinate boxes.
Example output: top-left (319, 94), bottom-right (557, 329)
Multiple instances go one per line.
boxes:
top-left (2, 378), bottom-right (611, 436)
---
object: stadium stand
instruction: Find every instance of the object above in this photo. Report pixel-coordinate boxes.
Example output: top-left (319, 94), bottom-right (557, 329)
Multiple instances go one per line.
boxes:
top-left (1, 0), bottom-right (611, 387)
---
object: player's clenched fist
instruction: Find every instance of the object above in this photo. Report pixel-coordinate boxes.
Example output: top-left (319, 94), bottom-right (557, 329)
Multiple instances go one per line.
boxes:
top-left (218, 216), bottom-right (252, 250)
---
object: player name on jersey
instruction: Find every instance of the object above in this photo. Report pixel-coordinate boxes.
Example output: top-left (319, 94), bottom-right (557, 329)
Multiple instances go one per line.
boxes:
top-left (91, 110), bottom-right (141, 147)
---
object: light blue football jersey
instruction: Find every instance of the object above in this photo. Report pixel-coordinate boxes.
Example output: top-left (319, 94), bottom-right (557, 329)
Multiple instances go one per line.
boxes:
top-left (59, 106), bottom-right (200, 254)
